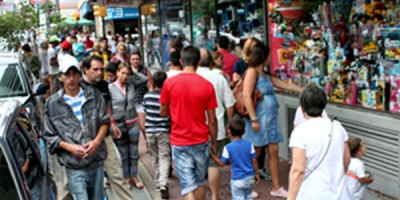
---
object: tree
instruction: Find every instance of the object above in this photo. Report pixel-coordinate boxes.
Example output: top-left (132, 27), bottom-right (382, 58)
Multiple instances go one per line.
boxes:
top-left (0, 3), bottom-right (37, 51)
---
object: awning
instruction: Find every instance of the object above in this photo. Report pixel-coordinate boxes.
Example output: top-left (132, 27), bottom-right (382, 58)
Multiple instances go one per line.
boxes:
top-left (65, 17), bottom-right (95, 26)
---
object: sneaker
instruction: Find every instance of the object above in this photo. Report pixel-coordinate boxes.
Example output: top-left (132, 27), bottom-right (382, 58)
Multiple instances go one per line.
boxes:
top-left (259, 169), bottom-right (272, 181)
top-left (270, 187), bottom-right (288, 198)
top-left (161, 187), bottom-right (169, 199)
top-left (252, 191), bottom-right (259, 199)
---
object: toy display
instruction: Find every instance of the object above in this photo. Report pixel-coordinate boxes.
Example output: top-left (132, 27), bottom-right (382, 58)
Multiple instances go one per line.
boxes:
top-left (268, 0), bottom-right (400, 114)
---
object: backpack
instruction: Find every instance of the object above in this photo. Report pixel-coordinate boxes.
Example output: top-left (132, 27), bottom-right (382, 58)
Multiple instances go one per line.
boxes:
top-left (232, 69), bottom-right (263, 116)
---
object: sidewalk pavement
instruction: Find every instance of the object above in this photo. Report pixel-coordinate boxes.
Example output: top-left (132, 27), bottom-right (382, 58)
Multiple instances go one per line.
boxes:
top-left (138, 134), bottom-right (290, 200)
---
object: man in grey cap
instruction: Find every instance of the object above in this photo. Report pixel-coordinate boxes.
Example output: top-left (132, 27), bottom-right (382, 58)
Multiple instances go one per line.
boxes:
top-left (43, 55), bottom-right (109, 200)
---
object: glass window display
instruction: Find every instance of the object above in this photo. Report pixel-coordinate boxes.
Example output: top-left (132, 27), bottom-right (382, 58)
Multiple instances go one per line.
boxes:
top-left (267, 0), bottom-right (400, 114)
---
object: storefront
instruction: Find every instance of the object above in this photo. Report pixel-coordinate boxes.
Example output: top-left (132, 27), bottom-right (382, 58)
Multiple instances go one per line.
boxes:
top-left (139, 1), bottom-right (400, 198)
top-left (105, 7), bottom-right (140, 36)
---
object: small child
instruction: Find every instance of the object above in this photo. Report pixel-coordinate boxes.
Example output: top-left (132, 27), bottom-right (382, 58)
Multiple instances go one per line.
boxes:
top-left (142, 70), bottom-right (170, 199)
top-left (105, 61), bottom-right (119, 83)
top-left (213, 118), bottom-right (260, 200)
top-left (346, 138), bottom-right (374, 200)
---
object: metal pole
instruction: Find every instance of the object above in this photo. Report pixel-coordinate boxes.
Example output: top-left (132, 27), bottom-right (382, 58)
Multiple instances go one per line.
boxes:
top-left (46, 0), bottom-right (50, 36)
top-left (102, 17), bottom-right (106, 37)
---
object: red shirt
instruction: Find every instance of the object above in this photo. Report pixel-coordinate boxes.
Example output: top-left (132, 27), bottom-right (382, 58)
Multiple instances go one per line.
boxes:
top-left (218, 49), bottom-right (239, 80)
top-left (160, 73), bottom-right (217, 146)
top-left (84, 39), bottom-right (94, 49)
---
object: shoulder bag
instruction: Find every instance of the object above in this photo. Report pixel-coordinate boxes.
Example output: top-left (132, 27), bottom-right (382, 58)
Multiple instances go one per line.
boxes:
top-left (232, 69), bottom-right (263, 116)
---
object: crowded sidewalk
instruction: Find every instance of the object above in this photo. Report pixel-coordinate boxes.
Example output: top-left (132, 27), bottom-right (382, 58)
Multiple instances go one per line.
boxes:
top-left (138, 134), bottom-right (290, 200)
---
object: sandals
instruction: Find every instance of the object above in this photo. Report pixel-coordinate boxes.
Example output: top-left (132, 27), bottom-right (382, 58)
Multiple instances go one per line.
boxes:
top-left (132, 177), bottom-right (144, 189)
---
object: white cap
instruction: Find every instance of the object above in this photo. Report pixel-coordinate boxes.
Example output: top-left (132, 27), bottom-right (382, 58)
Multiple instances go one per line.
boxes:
top-left (59, 55), bottom-right (80, 73)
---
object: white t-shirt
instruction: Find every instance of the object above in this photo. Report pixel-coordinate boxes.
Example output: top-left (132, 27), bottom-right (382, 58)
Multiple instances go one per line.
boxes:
top-left (197, 67), bottom-right (236, 140)
top-left (293, 106), bottom-right (329, 127)
top-left (47, 47), bottom-right (58, 75)
top-left (289, 118), bottom-right (350, 200)
top-left (167, 69), bottom-right (182, 78)
top-left (347, 158), bottom-right (367, 200)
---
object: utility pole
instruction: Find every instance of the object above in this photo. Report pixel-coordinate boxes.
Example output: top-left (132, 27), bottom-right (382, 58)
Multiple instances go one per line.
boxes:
top-left (45, 0), bottom-right (50, 37)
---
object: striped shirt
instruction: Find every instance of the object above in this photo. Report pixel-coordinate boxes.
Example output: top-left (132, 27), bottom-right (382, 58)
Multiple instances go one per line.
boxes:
top-left (143, 90), bottom-right (170, 134)
top-left (63, 88), bottom-right (86, 126)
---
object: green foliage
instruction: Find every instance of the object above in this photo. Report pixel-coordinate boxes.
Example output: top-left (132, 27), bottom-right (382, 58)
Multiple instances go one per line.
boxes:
top-left (0, 2), bottom-right (69, 51)
top-left (0, 3), bottom-right (37, 51)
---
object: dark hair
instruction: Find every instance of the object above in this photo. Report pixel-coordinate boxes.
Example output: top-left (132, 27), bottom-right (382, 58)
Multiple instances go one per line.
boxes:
top-left (247, 42), bottom-right (269, 67)
top-left (218, 36), bottom-right (229, 49)
top-left (105, 62), bottom-right (118, 74)
top-left (348, 138), bottom-right (362, 157)
top-left (153, 70), bottom-right (167, 88)
top-left (169, 51), bottom-right (181, 66)
top-left (71, 35), bottom-right (77, 40)
top-left (131, 51), bottom-right (141, 58)
top-left (100, 37), bottom-right (108, 42)
top-left (199, 49), bottom-right (213, 67)
top-left (171, 38), bottom-right (183, 52)
top-left (82, 55), bottom-right (104, 70)
top-left (22, 44), bottom-right (31, 52)
top-left (229, 118), bottom-right (245, 137)
top-left (181, 46), bottom-right (200, 67)
top-left (300, 84), bottom-right (327, 117)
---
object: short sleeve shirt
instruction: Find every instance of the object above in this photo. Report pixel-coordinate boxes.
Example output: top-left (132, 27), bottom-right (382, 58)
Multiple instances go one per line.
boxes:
top-left (221, 139), bottom-right (256, 180)
top-left (289, 118), bottom-right (350, 199)
top-left (160, 73), bottom-right (217, 146)
top-left (347, 158), bottom-right (367, 199)
top-left (293, 106), bottom-right (329, 127)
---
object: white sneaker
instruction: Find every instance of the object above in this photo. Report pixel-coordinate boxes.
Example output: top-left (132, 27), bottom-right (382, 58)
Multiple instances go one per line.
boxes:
top-left (270, 187), bottom-right (288, 198)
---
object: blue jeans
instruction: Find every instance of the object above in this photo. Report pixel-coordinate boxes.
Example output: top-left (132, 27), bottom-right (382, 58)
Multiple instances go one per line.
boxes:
top-left (231, 175), bottom-right (254, 200)
top-left (66, 166), bottom-right (104, 200)
top-left (172, 142), bottom-right (210, 195)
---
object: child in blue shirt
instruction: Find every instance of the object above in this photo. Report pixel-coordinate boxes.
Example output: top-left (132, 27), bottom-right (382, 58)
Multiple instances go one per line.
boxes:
top-left (213, 118), bottom-right (260, 200)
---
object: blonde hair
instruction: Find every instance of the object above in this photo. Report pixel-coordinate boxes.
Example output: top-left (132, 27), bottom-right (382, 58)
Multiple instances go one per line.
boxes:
top-left (210, 51), bottom-right (223, 69)
top-left (118, 63), bottom-right (132, 73)
top-left (242, 37), bottom-right (262, 62)
top-left (116, 42), bottom-right (126, 51)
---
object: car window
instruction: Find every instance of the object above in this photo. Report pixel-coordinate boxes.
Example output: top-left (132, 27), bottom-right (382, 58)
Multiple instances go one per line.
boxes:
top-left (0, 147), bottom-right (19, 199)
top-left (0, 63), bottom-right (27, 98)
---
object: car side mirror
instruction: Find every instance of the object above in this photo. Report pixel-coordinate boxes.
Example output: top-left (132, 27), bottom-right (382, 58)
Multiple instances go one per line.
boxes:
top-left (35, 83), bottom-right (49, 96)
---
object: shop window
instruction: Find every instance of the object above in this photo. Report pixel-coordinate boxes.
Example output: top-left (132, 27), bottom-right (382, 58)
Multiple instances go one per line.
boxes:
top-left (140, 2), bottom-right (162, 69)
top-left (215, 0), bottom-right (267, 51)
top-left (267, 0), bottom-right (400, 114)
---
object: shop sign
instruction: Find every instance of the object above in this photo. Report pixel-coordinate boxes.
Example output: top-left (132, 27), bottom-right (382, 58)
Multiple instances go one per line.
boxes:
top-left (105, 7), bottom-right (139, 20)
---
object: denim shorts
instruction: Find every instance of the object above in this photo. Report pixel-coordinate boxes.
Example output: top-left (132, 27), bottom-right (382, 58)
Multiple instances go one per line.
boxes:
top-left (172, 142), bottom-right (210, 195)
top-left (231, 175), bottom-right (254, 200)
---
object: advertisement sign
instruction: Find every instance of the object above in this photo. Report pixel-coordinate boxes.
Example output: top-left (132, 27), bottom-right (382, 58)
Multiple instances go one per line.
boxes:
top-left (29, 0), bottom-right (47, 5)
top-left (105, 7), bottom-right (139, 21)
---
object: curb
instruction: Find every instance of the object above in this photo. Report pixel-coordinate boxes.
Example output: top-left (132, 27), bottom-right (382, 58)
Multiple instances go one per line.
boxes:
top-left (138, 160), bottom-right (162, 200)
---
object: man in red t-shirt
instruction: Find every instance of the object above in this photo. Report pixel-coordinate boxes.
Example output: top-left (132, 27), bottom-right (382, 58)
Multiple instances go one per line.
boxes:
top-left (217, 36), bottom-right (239, 80)
top-left (160, 46), bottom-right (218, 199)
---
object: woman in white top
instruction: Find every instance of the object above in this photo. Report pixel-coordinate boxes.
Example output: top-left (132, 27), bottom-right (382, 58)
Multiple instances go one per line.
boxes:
top-left (288, 84), bottom-right (351, 200)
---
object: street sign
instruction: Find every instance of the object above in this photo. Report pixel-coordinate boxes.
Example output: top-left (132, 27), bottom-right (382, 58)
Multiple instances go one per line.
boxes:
top-left (0, 2), bottom-right (13, 11)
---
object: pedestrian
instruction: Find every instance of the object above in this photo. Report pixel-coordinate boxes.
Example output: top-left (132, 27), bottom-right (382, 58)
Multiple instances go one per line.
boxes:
top-left (166, 51), bottom-right (182, 78)
top-left (217, 36), bottom-right (239, 80)
top-left (111, 43), bottom-right (130, 65)
top-left (213, 118), bottom-right (260, 200)
top-left (109, 63), bottom-right (147, 189)
top-left (210, 51), bottom-right (229, 81)
top-left (70, 36), bottom-right (86, 63)
top-left (142, 70), bottom-right (171, 199)
top-left (149, 30), bottom-right (162, 68)
top-left (242, 39), bottom-right (303, 198)
top-left (48, 36), bottom-right (60, 95)
top-left (130, 52), bottom-right (153, 143)
top-left (160, 46), bottom-right (218, 199)
top-left (43, 56), bottom-right (109, 200)
top-left (293, 106), bottom-right (329, 127)
top-left (39, 41), bottom-right (49, 82)
top-left (105, 61), bottom-right (119, 83)
top-left (197, 48), bottom-right (236, 200)
top-left (22, 43), bottom-right (41, 79)
top-left (80, 56), bottom-right (135, 200)
top-left (288, 84), bottom-right (351, 200)
top-left (196, 28), bottom-right (215, 51)
top-left (94, 37), bottom-right (114, 66)
top-left (346, 138), bottom-right (374, 200)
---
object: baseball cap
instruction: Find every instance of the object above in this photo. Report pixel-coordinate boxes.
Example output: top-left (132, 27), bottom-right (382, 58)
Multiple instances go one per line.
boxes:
top-left (59, 55), bottom-right (80, 73)
top-left (49, 35), bottom-right (59, 43)
top-left (61, 40), bottom-right (72, 49)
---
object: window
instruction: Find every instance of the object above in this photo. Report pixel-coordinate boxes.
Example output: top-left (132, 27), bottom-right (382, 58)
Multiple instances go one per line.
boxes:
top-left (0, 64), bottom-right (27, 98)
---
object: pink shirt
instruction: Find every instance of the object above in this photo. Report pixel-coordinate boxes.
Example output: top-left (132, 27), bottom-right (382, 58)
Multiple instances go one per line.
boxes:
top-left (218, 49), bottom-right (238, 80)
